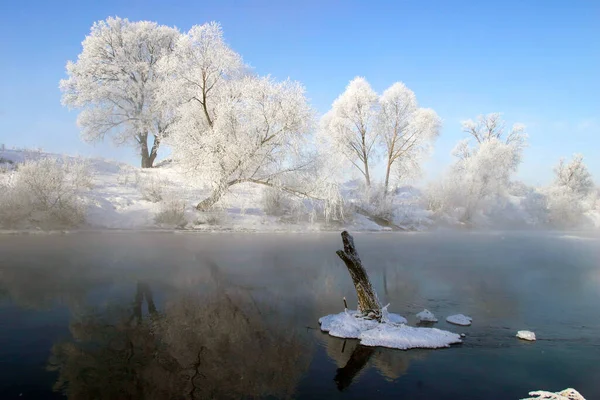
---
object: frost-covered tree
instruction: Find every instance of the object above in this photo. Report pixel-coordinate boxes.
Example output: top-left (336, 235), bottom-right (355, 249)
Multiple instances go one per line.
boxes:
top-left (376, 82), bottom-right (440, 193)
top-left (454, 138), bottom-right (524, 223)
top-left (320, 77), bottom-right (379, 187)
top-left (546, 154), bottom-right (595, 228)
top-left (60, 17), bottom-right (179, 168)
top-left (461, 112), bottom-right (526, 147)
top-left (430, 113), bottom-right (527, 224)
top-left (552, 154), bottom-right (594, 198)
top-left (159, 23), bottom-right (314, 210)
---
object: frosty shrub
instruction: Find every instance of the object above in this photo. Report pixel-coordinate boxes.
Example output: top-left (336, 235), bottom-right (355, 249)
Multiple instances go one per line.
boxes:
top-left (545, 186), bottom-right (587, 228)
top-left (0, 157), bottom-right (92, 229)
top-left (366, 186), bottom-right (395, 221)
top-left (262, 187), bottom-right (292, 217)
top-left (313, 183), bottom-right (352, 224)
top-left (154, 197), bottom-right (187, 228)
top-left (0, 158), bottom-right (14, 174)
top-left (194, 209), bottom-right (228, 226)
top-left (136, 172), bottom-right (166, 203)
top-left (545, 154), bottom-right (596, 229)
top-left (422, 180), bottom-right (451, 216)
top-left (520, 189), bottom-right (549, 227)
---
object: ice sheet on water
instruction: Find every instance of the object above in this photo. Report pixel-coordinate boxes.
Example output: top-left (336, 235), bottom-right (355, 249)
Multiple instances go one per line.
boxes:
top-left (381, 305), bottom-right (408, 325)
top-left (446, 314), bottom-right (472, 326)
top-left (359, 324), bottom-right (461, 350)
top-left (521, 388), bottom-right (585, 400)
top-left (319, 310), bottom-right (461, 350)
top-left (318, 310), bottom-right (379, 339)
top-left (516, 330), bottom-right (536, 341)
top-left (416, 309), bottom-right (438, 322)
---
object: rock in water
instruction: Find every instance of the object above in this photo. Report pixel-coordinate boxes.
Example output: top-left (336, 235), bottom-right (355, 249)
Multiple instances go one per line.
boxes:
top-left (446, 314), bottom-right (472, 326)
top-left (516, 330), bottom-right (536, 341)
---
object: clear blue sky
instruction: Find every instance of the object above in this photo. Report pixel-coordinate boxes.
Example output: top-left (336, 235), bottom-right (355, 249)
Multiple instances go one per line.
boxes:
top-left (0, 0), bottom-right (598, 185)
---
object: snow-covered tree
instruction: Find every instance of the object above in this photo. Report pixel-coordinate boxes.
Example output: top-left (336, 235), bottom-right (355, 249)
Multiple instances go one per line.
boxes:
top-left (552, 154), bottom-right (594, 198)
top-left (376, 82), bottom-right (440, 193)
top-left (461, 112), bottom-right (526, 147)
top-left (160, 23), bottom-right (314, 210)
top-left (429, 113), bottom-right (527, 224)
top-left (546, 154), bottom-right (596, 228)
top-left (320, 77), bottom-right (379, 187)
top-left (60, 17), bottom-right (179, 168)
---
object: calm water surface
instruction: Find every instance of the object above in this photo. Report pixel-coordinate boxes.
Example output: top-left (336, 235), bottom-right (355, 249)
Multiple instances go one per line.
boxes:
top-left (1, 231), bottom-right (599, 399)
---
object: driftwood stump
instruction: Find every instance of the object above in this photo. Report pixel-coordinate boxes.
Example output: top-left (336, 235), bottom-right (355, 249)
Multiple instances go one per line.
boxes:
top-left (336, 231), bottom-right (382, 321)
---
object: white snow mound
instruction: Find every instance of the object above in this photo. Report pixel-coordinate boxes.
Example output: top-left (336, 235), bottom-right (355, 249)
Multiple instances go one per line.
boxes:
top-left (522, 388), bottom-right (585, 400)
top-left (318, 310), bottom-right (380, 339)
top-left (416, 309), bottom-right (438, 322)
top-left (516, 330), bottom-right (536, 341)
top-left (319, 310), bottom-right (461, 350)
top-left (446, 314), bottom-right (472, 326)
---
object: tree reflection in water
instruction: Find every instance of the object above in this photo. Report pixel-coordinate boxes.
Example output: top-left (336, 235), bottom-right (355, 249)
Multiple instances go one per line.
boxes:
top-left (322, 333), bottom-right (427, 391)
top-left (48, 260), bottom-right (311, 399)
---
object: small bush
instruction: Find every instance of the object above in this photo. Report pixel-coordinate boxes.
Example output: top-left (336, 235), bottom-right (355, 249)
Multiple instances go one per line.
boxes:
top-left (194, 209), bottom-right (227, 226)
top-left (136, 172), bottom-right (166, 203)
top-left (313, 183), bottom-right (352, 224)
top-left (262, 187), bottom-right (292, 217)
top-left (154, 197), bottom-right (188, 227)
top-left (0, 157), bottom-right (92, 229)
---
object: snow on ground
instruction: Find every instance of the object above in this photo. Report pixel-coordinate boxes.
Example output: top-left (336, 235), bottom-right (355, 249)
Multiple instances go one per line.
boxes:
top-left (416, 309), bottom-right (438, 322)
top-left (319, 309), bottom-right (461, 350)
top-left (0, 149), bottom-right (394, 232)
top-left (516, 330), bottom-right (536, 341)
top-left (446, 314), bottom-right (472, 326)
top-left (3, 148), bottom-right (598, 232)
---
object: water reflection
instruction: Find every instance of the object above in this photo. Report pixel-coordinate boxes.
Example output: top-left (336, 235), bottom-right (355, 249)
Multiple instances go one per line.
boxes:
top-left (43, 260), bottom-right (311, 399)
top-left (322, 333), bottom-right (427, 391)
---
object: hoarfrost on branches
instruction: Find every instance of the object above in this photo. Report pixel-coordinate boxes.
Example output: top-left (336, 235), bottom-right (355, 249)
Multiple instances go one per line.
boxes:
top-left (60, 17), bottom-right (179, 168)
top-left (377, 82), bottom-right (440, 193)
top-left (319, 77), bottom-right (379, 187)
top-left (159, 23), bottom-right (315, 210)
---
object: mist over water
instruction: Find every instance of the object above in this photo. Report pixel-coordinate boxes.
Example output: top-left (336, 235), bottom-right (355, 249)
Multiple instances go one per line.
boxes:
top-left (1, 231), bottom-right (599, 399)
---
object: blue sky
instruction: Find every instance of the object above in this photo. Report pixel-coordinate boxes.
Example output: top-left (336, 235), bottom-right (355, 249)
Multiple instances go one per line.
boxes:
top-left (0, 0), bottom-right (598, 185)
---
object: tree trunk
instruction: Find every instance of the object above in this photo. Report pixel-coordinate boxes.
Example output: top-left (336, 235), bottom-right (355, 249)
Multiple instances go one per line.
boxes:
top-left (336, 231), bottom-right (382, 320)
top-left (384, 159), bottom-right (392, 196)
top-left (196, 186), bottom-right (228, 210)
top-left (363, 158), bottom-right (371, 187)
top-left (140, 134), bottom-right (161, 168)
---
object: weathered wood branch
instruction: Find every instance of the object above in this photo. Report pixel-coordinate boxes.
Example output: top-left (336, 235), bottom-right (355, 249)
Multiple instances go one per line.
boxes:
top-left (336, 231), bottom-right (382, 320)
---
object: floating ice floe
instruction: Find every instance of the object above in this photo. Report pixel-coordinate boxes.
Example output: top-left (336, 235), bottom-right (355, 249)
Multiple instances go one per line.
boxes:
top-left (319, 310), bottom-right (462, 350)
top-left (521, 388), bottom-right (585, 400)
top-left (446, 314), bottom-right (472, 326)
top-left (516, 330), bottom-right (536, 341)
top-left (416, 309), bottom-right (438, 322)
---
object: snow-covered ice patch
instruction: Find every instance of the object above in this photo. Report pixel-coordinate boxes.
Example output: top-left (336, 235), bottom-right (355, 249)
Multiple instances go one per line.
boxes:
top-left (516, 330), bottom-right (536, 341)
top-left (522, 388), bottom-right (586, 400)
top-left (319, 310), bottom-right (461, 350)
top-left (318, 310), bottom-right (379, 339)
top-left (385, 313), bottom-right (408, 324)
top-left (446, 314), bottom-right (472, 326)
top-left (416, 309), bottom-right (438, 322)
top-left (358, 324), bottom-right (461, 350)
top-left (381, 305), bottom-right (408, 324)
